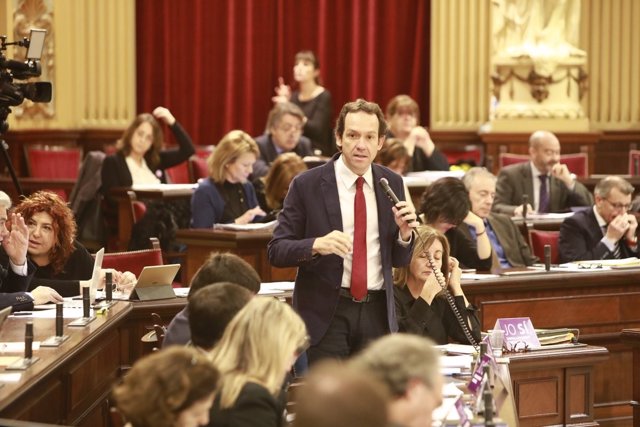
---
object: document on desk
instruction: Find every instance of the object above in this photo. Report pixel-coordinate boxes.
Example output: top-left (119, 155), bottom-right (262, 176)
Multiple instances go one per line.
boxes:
top-left (0, 342), bottom-right (41, 352)
top-left (260, 282), bottom-right (295, 292)
top-left (213, 220), bottom-right (277, 231)
top-left (436, 343), bottom-right (476, 355)
top-left (461, 273), bottom-right (500, 280)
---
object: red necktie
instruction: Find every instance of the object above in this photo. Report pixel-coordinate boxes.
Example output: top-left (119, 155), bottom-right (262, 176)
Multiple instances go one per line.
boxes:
top-left (351, 176), bottom-right (367, 301)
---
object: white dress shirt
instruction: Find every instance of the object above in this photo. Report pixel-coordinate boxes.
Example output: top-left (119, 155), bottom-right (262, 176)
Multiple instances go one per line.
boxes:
top-left (126, 156), bottom-right (161, 185)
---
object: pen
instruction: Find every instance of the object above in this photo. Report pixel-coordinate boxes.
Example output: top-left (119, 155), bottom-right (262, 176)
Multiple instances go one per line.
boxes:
top-left (12, 312), bottom-right (33, 316)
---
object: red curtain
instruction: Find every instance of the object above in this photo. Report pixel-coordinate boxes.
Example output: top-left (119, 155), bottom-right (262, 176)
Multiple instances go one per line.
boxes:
top-left (136, 0), bottom-right (430, 147)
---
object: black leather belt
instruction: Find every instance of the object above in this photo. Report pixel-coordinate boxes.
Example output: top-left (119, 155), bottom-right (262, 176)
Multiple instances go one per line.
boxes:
top-left (339, 288), bottom-right (385, 303)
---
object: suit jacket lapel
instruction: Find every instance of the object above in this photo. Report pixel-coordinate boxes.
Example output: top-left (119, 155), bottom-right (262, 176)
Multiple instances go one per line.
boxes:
top-left (521, 164), bottom-right (534, 207)
top-left (320, 157), bottom-right (344, 231)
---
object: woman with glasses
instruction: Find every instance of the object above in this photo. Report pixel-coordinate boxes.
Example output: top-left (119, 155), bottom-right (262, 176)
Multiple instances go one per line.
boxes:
top-left (393, 225), bottom-right (481, 345)
top-left (272, 50), bottom-right (334, 156)
top-left (559, 175), bottom-right (638, 262)
top-left (191, 130), bottom-right (266, 228)
top-left (208, 297), bottom-right (308, 427)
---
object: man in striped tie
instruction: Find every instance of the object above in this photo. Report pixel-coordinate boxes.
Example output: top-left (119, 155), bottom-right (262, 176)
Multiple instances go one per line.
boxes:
top-left (558, 176), bottom-right (638, 262)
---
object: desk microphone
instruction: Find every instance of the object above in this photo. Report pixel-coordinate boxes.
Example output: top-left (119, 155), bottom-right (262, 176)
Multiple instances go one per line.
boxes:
top-left (7, 321), bottom-right (40, 370)
top-left (379, 178), bottom-right (400, 204)
top-left (42, 303), bottom-right (69, 347)
top-left (68, 286), bottom-right (96, 327)
top-left (522, 194), bottom-right (529, 219)
top-left (105, 271), bottom-right (113, 302)
top-left (544, 244), bottom-right (551, 271)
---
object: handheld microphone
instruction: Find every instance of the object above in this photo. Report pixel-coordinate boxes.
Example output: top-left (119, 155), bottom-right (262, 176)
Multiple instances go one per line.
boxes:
top-left (522, 194), bottom-right (529, 219)
top-left (82, 286), bottom-right (90, 319)
top-left (544, 244), bottom-right (551, 271)
top-left (55, 303), bottom-right (63, 337)
top-left (379, 178), bottom-right (400, 204)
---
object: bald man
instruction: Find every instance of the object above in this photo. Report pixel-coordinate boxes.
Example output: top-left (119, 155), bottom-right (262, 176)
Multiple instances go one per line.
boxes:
top-left (493, 130), bottom-right (592, 216)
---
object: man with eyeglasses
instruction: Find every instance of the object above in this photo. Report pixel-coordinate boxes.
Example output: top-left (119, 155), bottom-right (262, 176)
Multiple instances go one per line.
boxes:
top-left (559, 176), bottom-right (638, 262)
top-left (252, 102), bottom-right (314, 178)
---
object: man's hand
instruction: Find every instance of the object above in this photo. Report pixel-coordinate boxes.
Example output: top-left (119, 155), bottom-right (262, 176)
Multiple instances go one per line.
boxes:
top-left (271, 77), bottom-right (291, 104)
top-left (2, 213), bottom-right (29, 267)
top-left (31, 286), bottom-right (64, 305)
top-left (513, 203), bottom-right (534, 217)
top-left (625, 213), bottom-right (638, 241)
top-left (235, 206), bottom-right (267, 225)
top-left (392, 201), bottom-right (418, 241)
top-left (152, 106), bottom-right (176, 126)
top-left (312, 230), bottom-right (352, 258)
top-left (606, 214), bottom-right (632, 242)
top-left (551, 163), bottom-right (575, 188)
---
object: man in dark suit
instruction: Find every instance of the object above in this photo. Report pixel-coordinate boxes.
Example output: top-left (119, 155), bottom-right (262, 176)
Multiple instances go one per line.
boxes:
top-left (0, 191), bottom-right (62, 311)
top-left (461, 167), bottom-right (537, 269)
top-left (252, 102), bottom-right (314, 178)
top-left (268, 99), bottom-right (417, 364)
top-left (493, 130), bottom-right (592, 216)
top-left (559, 176), bottom-right (638, 262)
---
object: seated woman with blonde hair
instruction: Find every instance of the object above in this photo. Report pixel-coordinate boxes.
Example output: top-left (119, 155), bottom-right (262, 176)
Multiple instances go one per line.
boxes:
top-left (191, 130), bottom-right (266, 228)
top-left (112, 346), bottom-right (219, 427)
top-left (254, 152), bottom-right (307, 221)
top-left (208, 297), bottom-right (308, 427)
top-left (394, 225), bottom-right (481, 345)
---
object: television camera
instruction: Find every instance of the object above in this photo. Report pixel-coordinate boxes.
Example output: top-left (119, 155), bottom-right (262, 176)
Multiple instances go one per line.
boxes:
top-left (0, 29), bottom-right (52, 134)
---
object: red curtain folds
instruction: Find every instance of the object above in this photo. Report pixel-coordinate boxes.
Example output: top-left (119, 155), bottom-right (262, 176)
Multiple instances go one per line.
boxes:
top-left (136, 0), bottom-right (430, 148)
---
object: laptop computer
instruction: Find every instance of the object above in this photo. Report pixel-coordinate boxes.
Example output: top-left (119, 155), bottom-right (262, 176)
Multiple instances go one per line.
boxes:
top-left (129, 264), bottom-right (180, 301)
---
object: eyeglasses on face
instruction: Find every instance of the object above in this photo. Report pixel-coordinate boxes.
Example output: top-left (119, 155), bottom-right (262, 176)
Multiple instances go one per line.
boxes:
top-left (604, 199), bottom-right (631, 211)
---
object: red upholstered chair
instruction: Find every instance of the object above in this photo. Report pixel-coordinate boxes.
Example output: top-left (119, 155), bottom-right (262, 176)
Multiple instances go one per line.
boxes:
top-left (101, 238), bottom-right (163, 278)
top-left (560, 153), bottom-right (588, 178)
top-left (190, 156), bottom-right (209, 181)
top-left (498, 153), bottom-right (529, 169)
top-left (629, 150), bottom-right (640, 175)
top-left (25, 145), bottom-right (82, 201)
top-left (165, 162), bottom-right (191, 184)
top-left (528, 230), bottom-right (560, 264)
top-left (441, 146), bottom-right (483, 166)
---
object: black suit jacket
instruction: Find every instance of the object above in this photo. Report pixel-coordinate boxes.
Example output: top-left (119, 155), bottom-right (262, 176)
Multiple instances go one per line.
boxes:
top-left (559, 208), bottom-right (638, 263)
top-left (208, 382), bottom-right (285, 427)
top-left (0, 260), bottom-right (36, 312)
top-left (268, 155), bottom-right (414, 345)
top-left (252, 134), bottom-right (313, 178)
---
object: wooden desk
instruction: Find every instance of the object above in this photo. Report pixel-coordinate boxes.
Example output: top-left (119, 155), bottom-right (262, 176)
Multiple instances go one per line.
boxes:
top-left (506, 345), bottom-right (609, 427)
top-left (110, 185), bottom-right (194, 250)
top-left (621, 329), bottom-right (640, 427)
top-left (176, 228), bottom-right (296, 284)
top-left (0, 302), bottom-right (132, 426)
top-left (462, 269), bottom-right (640, 426)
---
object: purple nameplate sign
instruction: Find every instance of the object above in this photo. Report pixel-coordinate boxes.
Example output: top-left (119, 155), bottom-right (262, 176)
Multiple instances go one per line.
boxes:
top-left (494, 317), bottom-right (540, 348)
top-left (468, 353), bottom-right (492, 395)
top-left (454, 396), bottom-right (471, 427)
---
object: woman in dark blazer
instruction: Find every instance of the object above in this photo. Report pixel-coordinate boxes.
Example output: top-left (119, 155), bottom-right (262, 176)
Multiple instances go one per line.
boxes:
top-left (191, 130), bottom-right (265, 228)
top-left (101, 107), bottom-right (195, 228)
top-left (208, 297), bottom-right (308, 427)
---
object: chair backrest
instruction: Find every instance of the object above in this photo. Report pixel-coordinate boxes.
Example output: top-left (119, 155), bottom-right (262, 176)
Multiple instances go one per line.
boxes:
top-left (528, 230), bottom-right (560, 265)
top-left (127, 190), bottom-right (147, 223)
top-left (25, 145), bottom-right (82, 201)
top-left (165, 162), bottom-right (191, 184)
top-left (629, 150), bottom-right (640, 175)
top-left (498, 152), bottom-right (529, 169)
top-left (190, 156), bottom-right (209, 181)
top-left (441, 146), bottom-right (483, 167)
top-left (560, 153), bottom-right (589, 178)
top-left (101, 238), bottom-right (163, 277)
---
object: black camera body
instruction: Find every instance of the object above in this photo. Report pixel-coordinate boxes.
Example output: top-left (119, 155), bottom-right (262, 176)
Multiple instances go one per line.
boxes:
top-left (0, 30), bottom-right (52, 134)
